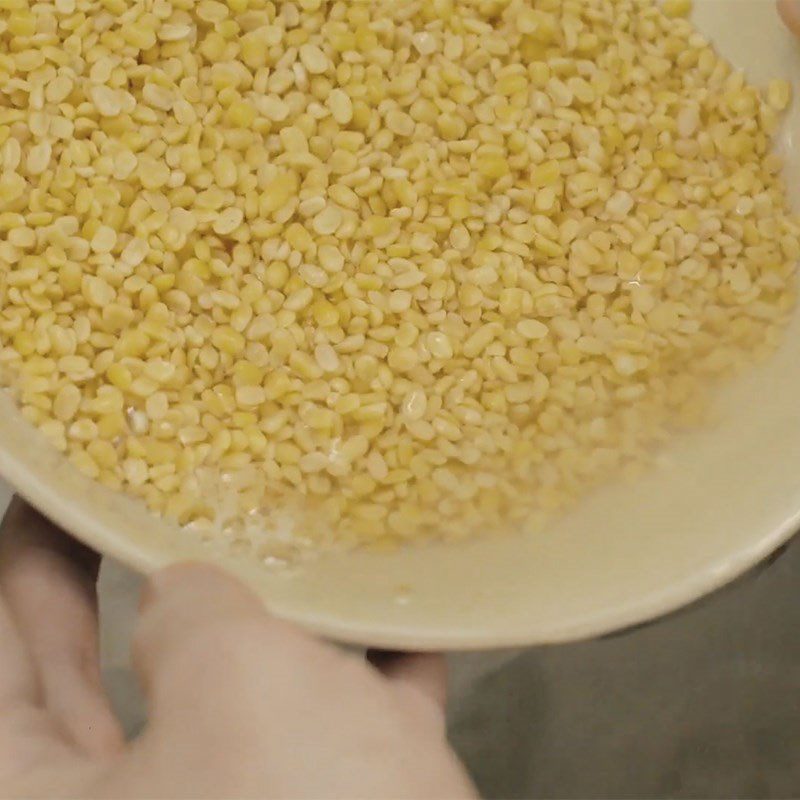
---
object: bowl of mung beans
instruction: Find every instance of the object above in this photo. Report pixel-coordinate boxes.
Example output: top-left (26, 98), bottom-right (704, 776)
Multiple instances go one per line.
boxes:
top-left (0, 0), bottom-right (799, 648)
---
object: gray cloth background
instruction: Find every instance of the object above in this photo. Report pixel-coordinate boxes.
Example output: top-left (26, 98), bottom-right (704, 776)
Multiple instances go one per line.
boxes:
top-left (448, 545), bottom-right (800, 799)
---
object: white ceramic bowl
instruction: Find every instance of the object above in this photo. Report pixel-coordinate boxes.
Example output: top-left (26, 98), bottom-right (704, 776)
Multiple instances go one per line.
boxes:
top-left (1, 0), bottom-right (799, 650)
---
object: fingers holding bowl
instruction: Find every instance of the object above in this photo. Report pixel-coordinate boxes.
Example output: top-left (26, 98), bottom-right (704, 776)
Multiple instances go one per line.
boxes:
top-left (0, 498), bottom-right (123, 756)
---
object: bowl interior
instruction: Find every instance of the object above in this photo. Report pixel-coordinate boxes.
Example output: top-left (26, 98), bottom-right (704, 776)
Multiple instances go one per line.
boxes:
top-left (1, 0), bottom-right (799, 650)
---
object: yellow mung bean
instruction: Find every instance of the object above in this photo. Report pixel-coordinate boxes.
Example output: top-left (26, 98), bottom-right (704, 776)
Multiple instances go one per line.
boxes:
top-left (0, 0), bottom-right (797, 557)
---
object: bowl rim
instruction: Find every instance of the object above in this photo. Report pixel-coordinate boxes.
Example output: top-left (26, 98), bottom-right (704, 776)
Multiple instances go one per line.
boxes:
top-left (3, 440), bottom-right (799, 651)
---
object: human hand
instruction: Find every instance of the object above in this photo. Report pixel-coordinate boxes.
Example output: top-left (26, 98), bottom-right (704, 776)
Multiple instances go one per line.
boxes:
top-left (779, 0), bottom-right (800, 34)
top-left (0, 498), bottom-right (475, 799)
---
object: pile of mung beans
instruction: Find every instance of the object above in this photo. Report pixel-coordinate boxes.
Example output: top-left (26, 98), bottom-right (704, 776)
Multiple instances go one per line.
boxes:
top-left (0, 0), bottom-right (797, 554)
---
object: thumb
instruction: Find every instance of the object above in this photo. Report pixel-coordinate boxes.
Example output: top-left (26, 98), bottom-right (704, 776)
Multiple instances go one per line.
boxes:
top-left (131, 563), bottom-right (318, 729)
top-left (778, 0), bottom-right (800, 35)
top-left (133, 564), bottom-right (275, 715)
top-left (100, 565), bottom-right (326, 799)
top-left (133, 563), bottom-right (265, 689)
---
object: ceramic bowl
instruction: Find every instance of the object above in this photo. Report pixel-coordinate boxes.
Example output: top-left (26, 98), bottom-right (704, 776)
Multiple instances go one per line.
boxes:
top-left (1, 0), bottom-right (798, 650)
